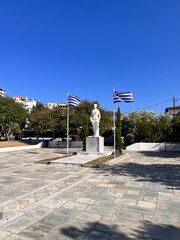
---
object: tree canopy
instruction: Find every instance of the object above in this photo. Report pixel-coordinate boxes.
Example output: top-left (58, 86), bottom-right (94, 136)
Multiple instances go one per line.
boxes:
top-left (27, 100), bottom-right (113, 140)
top-left (0, 97), bottom-right (27, 140)
top-left (29, 105), bottom-right (55, 138)
top-left (1, 96), bottom-right (179, 144)
top-left (122, 110), bottom-right (179, 144)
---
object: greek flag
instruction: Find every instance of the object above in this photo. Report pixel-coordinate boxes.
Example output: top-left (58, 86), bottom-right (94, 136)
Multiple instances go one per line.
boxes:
top-left (113, 91), bottom-right (133, 103)
top-left (68, 95), bottom-right (81, 107)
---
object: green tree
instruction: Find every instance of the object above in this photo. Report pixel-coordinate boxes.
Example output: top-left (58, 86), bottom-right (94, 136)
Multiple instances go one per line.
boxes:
top-left (99, 109), bottom-right (113, 136)
top-left (82, 114), bottom-right (89, 151)
top-left (73, 100), bottom-right (94, 136)
top-left (32, 102), bottom-right (45, 111)
top-left (152, 114), bottom-right (172, 142)
top-left (50, 106), bottom-right (67, 138)
top-left (115, 106), bottom-right (122, 153)
top-left (29, 108), bottom-right (55, 140)
top-left (0, 97), bottom-right (27, 140)
top-left (28, 100), bottom-right (113, 143)
top-left (74, 100), bottom-right (113, 137)
top-left (122, 111), bottom-right (160, 143)
top-left (122, 110), bottom-right (176, 144)
top-left (171, 114), bottom-right (180, 142)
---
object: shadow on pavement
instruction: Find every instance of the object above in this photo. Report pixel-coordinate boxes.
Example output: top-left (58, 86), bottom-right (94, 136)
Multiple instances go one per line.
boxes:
top-left (133, 221), bottom-right (180, 240)
top-left (139, 151), bottom-right (180, 159)
top-left (60, 221), bottom-right (180, 240)
top-left (95, 162), bottom-right (180, 190)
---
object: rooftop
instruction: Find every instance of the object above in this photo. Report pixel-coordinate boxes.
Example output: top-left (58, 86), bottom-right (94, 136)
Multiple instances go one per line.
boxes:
top-left (165, 105), bottom-right (180, 110)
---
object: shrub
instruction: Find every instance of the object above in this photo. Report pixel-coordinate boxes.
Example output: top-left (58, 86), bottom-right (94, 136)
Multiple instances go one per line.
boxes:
top-left (125, 133), bottom-right (135, 146)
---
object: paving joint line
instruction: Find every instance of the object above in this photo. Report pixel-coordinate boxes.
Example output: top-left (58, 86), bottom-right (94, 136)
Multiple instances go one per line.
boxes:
top-left (109, 153), bottom-right (130, 165)
top-left (0, 168), bottom-right (89, 208)
top-left (0, 173), bottom-right (94, 226)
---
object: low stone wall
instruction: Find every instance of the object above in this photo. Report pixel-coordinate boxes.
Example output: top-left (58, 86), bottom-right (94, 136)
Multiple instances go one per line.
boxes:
top-left (48, 141), bottom-right (82, 148)
top-left (71, 141), bottom-right (83, 148)
top-left (126, 142), bottom-right (180, 152)
top-left (165, 143), bottom-right (180, 152)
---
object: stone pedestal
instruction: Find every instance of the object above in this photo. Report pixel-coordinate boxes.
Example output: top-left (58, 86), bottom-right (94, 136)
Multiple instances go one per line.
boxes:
top-left (86, 136), bottom-right (104, 154)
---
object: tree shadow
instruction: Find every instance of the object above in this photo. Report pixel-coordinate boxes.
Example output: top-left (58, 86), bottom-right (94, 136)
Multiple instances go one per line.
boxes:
top-left (60, 221), bottom-right (130, 239)
top-left (138, 151), bottom-right (180, 159)
top-left (59, 221), bottom-right (180, 240)
top-left (94, 157), bottom-right (180, 190)
top-left (133, 221), bottom-right (180, 240)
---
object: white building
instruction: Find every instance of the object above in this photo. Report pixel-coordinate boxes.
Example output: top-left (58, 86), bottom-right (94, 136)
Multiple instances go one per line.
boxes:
top-left (165, 105), bottom-right (180, 115)
top-left (0, 88), bottom-right (6, 97)
top-left (12, 96), bottom-right (37, 112)
top-left (46, 102), bottom-right (67, 109)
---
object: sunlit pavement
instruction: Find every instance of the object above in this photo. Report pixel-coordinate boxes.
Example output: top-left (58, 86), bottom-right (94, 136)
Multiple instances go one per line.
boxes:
top-left (0, 149), bottom-right (179, 239)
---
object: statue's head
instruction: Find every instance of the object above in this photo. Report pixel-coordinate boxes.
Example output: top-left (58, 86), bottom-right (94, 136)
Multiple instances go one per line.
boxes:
top-left (94, 103), bottom-right (97, 108)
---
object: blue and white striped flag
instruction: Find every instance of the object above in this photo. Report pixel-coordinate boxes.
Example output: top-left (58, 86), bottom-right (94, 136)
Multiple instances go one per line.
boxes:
top-left (68, 95), bottom-right (81, 107)
top-left (113, 91), bottom-right (133, 103)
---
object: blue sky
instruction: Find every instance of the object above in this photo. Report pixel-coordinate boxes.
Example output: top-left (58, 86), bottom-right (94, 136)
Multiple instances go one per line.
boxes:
top-left (0, 0), bottom-right (180, 114)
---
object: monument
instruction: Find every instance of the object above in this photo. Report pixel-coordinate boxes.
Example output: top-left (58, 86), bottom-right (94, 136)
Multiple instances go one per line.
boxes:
top-left (90, 103), bottom-right (101, 137)
top-left (86, 104), bottom-right (104, 154)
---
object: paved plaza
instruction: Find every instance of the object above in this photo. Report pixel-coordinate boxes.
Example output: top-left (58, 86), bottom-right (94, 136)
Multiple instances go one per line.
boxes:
top-left (0, 148), bottom-right (179, 239)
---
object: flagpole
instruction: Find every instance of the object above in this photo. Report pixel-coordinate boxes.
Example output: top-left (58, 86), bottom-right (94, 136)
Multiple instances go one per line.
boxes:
top-left (113, 88), bottom-right (116, 158)
top-left (67, 93), bottom-right (69, 156)
top-left (113, 89), bottom-right (133, 158)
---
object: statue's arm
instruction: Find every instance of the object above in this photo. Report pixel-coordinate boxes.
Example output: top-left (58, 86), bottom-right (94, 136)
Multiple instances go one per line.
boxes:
top-left (90, 111), bottom-right (93, 123)
top-left (98, 110), bottom-right (101, 121)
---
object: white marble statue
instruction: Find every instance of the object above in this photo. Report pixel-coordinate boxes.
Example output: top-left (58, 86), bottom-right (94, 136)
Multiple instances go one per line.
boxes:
top-left (90, 103), bottom-right (101, 137)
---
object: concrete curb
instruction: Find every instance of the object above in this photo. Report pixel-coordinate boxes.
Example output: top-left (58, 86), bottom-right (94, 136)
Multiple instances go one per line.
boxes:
top-left (0, 142), bottom-right (43, 152)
